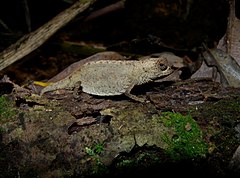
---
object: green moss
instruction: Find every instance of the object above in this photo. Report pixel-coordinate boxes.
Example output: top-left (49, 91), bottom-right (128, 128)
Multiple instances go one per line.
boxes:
top-left (0, 96), bottom-right (16, 118)
top-left (115, 159), bottom-right (134, 169)
top-left (0, 96), bottom-right (18, 132)
top-left (161, 112), bottom-right (208, 160)
top-left (189, 96), bottom-right (240, 164)
top-left (113, 149), bottom-right (163, 174)
top-left (85, 144), bottom-right (108, 176)
top-left (0, 95), bottom-right (19, 134)
top-left (192, 96), bottom-right (240, 125)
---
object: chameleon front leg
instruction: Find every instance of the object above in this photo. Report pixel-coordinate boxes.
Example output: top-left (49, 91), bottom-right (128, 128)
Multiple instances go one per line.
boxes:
top-left (124, 84), bottom-right (148, 103)
top-left (73, 81), bottom-right (82, 99)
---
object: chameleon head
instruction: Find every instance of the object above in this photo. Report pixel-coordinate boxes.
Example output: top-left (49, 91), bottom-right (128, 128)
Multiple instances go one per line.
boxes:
top-left (150, 57), bottom-right (174, 76)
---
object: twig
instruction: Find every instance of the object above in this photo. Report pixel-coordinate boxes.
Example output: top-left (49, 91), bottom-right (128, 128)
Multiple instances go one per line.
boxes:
top-left (84, 0), bottom-right (125, 21)
top-left (0, 18), bottom-right (11, 32)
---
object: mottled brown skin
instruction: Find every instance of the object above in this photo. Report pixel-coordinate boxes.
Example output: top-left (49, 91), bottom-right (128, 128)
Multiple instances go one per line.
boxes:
top-left (40, 56), bottom-right (174, 102)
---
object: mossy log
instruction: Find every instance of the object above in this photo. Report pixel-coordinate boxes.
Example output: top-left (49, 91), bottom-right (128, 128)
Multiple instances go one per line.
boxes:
top-left (0, 79), bottom-right (240, 177)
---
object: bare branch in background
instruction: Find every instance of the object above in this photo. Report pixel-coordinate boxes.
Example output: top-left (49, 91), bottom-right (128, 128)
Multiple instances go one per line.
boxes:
top-left (84, 0), bottom-right (125, 21)
top-left (218, 0), bottom-right (240, 65)
top-left (0, 0), bottom-right (98, 71)
top-left (0, 18), bottom-right (11, 32)
top-left (22, 0), bottom-right (32, 32)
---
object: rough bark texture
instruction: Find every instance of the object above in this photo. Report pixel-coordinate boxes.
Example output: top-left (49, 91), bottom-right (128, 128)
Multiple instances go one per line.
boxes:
top-left (0, 78), bottom-right (240, 177)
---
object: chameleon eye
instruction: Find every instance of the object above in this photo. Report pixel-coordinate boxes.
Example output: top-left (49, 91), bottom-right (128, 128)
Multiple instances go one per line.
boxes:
top-left (159, 63), bottom-right (168, 71)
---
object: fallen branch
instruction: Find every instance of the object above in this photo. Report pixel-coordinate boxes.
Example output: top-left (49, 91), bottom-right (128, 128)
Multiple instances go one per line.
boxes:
top-left (0, 0), bottom-right (97, 71)
top-left (84, 0), bottom-right (125, 21)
